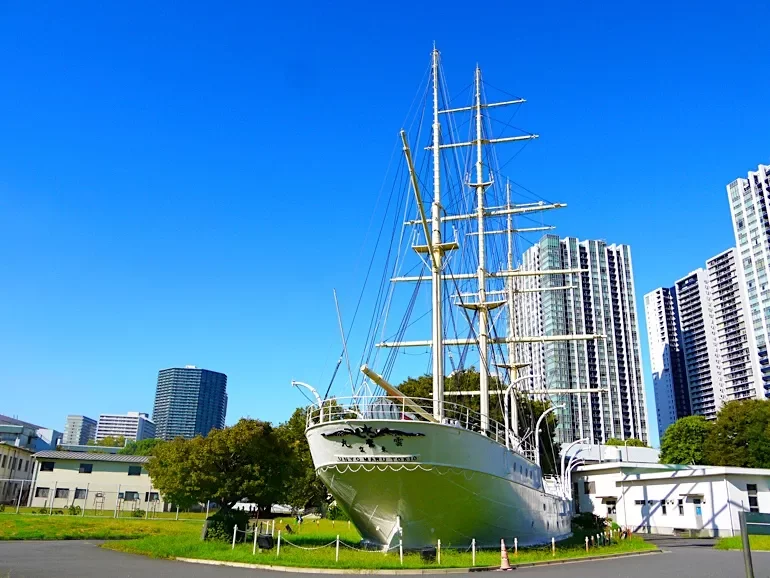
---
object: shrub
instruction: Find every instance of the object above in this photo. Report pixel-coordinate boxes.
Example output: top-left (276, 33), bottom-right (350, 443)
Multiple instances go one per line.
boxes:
top-left (132, 509), bottom-right (145, 518)
top-left (205, 508), bottom-right (250, 542)
top-left (0, 504), bottom-right (5, 512)
top-left (37, 507), bottom-right (49, 514)
top-left (326, 502), bottom-right (349, 521)
top-left (571, 512), bottom-right (607, 534)
top-left (67, 505), bottom-right (82, 515)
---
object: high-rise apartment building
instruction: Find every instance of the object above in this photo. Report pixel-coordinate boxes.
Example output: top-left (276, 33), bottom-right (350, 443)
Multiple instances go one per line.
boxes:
top-left (643, 287), bottom-right (689, 440)
top-left (675, 270), bottom-right (723, 419)
top-left (644, 248), bottom-right (760, 433)
top-left (152, 366), bottom-right (227, 440)
top-left (62, 415), bottom-right (97, 445)
top-left (95, 412), bottom-right (155, 442)
top-left (514, 235), bottom-right (648, 445)
top-left (727, 163), bottom-right (770, 399)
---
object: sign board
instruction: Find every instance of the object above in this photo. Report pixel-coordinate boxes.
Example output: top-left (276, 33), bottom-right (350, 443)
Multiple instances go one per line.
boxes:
top-left (745, 512), bottom-right (770, 536)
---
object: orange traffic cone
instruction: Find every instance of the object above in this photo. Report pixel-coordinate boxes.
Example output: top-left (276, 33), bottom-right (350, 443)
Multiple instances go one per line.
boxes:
top-left (500, 539), bottom-right (512, 571)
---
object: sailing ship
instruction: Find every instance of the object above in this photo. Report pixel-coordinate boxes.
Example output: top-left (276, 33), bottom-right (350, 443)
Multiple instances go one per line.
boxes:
top-left (294, 48), bottom-right (602, 550)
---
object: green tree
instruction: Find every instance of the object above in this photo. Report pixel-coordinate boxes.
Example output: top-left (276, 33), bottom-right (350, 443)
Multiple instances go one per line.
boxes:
top-left (605, 438), bottom-right (646, 447)
top-left (398, 369), bottom-right (562, 475)
top-left (659, 415), bottom-right (713, 465)
top-left (276, 408), bottom-right (328, 511)
top-left (146, 419), bottom-right (290, 513)
top-left (704, 399), bottom-right (770, 468)
top-left (119, 438), bottom-right (164, 456)
top-left (86, 436), bottom-right (126, 449)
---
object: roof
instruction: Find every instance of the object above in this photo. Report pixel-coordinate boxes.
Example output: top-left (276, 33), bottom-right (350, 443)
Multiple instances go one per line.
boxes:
top-left (0, 442), bottom-right (35, 454)
top-left (33, 451), bottom-right (149, 464)
top-left (577, 461), bottom-right (770, 478)
top-left (0, 414), bottom-right (42, 429)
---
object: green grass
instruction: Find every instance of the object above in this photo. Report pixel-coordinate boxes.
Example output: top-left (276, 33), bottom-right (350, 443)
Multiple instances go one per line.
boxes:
top-left (716, 535), bottom-right (770, 551)
top-left (0, 514), bottom-right (202, 540)
top-left (1, 506), bottom-right (209, 520)
top-left (102, 521), bottom-right (655, 570)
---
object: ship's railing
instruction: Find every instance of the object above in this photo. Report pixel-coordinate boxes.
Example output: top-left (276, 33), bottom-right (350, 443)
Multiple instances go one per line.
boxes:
top-left (305, 396), bottom-right (537, 458)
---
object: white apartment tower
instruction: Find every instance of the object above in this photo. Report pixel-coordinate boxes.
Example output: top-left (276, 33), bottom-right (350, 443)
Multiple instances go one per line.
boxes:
top-left (95, 412), bottom-right (156, 442)
top-left (643, 287), bottom-right (689, 440)
top-left (514, 235), bottom-right (649, 445)
top-left (727, 163), bottom-right (770, 400)
top-left (674, 269), bottom-right (723, 419)
top-left (62, 415), bottom-right (97, 445)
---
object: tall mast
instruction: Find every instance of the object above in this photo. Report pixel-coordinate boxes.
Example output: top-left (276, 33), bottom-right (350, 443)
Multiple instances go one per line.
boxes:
top-left (473, 66), bottom-right (491, 433)
top-left (431, 47), bottom-right (445, 420)
top-left (506, 181), bottom-right (515, 366)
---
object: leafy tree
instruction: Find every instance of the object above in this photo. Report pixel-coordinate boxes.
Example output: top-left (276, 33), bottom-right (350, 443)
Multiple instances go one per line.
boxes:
top-left (398, 369), bottom-right (562, 474)
top-left (704, 399), bottom-right (770, 468)
top-left (605, 437), bottom-right (646, 447)
top-left (276, 408), bottom-right (328, 511)
top-left (119, 438), bottom-right (164, 456)
top-left (659, 415), bottom-right (713, 465)
top-left (86, 436), bottom-right (126, 447)
top-left (146, 419), bottom-right (291, 514)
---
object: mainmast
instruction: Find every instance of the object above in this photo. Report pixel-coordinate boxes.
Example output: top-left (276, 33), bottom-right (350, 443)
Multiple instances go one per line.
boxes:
top-left (430, 48), bottom-right (445, 421)
top-left (472, 66), bottom-right (492, 433)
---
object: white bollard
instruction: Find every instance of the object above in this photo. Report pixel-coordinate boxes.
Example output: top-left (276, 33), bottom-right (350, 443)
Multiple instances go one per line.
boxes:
top-left (585, 536), bottom-right (589, 551)
top-left (514, 537), bottom-right (518, 556)
top-left (596, 533), bottom-right (600, 546)
top-left (272, 519), bottom-right (275, 537)
top-left (336, 534), bottom-right (340, 562)
top-left (551, 537), bottom-right (555, 556)
top-left (176, 505), bottom-right (180, 521)
top-left (399, 538), bottom-right (403, 566)
top-left (437, 539), bottom-right (441, 565)
top-left (253, 526), bottom-right (258, 555)
top-left (232, 525), bottom-right (238, 549)
top-left (472, 538), bottom-right (476, 566)
top-left (277, 530), bottom-right (281, 556)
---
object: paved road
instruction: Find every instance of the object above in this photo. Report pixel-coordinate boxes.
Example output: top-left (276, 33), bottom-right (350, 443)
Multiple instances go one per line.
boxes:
top-left (1, 538), bottom-right (770, 578)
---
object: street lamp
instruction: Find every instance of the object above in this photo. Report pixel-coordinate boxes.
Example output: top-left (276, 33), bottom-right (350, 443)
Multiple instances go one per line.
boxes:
top-left (534, 404), bottom-right (566, 467)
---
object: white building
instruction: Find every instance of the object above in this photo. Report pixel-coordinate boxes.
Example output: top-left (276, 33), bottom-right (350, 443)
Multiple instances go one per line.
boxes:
top-left (727, 162), bottom-right (770, 400)
top-left (0, 443), bottom-right (35, 505)
top-left (573, 461), bottom-right (770, 537)
top-left (644, 287), bottom-right (690, 439)
top-left (675, 269), bottom-right (723, 419)
top-left (515, 235), bottom-right (649, 445)
top-left (96, 412), bottom-right (155, 442)
top-left (63, 415), bottom-right (97, 445)
top-left (645, 248), bottom-right (761, 433)
top-left (29, 451), bottom-right (165, 513)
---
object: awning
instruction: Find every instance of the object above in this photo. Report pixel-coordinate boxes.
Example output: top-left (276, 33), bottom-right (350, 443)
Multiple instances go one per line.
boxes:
top-left (598, 496), bottom-right (618, 503)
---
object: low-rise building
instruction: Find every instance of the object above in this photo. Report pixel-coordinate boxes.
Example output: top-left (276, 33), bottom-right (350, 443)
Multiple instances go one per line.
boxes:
top-left (0, 414), bottom-right (62, 452)
top-left (573, 461), bottom-right (770, 537)
top-left (0, 443), bottom-right (35, 505)
top-left (29, 451), bottom-right (165, 514)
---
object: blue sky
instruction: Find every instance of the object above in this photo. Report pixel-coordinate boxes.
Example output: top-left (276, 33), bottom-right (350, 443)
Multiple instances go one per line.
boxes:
top-left (1, 1), bottom-right (768, 447)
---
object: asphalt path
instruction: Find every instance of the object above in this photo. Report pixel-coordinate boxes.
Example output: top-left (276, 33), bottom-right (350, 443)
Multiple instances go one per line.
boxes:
top-left (1, 538), bottom-right (769, 578)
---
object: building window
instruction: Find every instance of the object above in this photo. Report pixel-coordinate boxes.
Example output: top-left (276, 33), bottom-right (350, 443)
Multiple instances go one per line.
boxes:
top-left (128, 466), bottom-right (142, 476)
top-left (124, 491), bottom-right (140, 501)
top-left (607, 500), bottom-right (617, 515)
top-left (74, 488), bottom-right (87, 499)
top-left (661, 501), bottom-right (667, 515)
top-left (40, 461), bottom-right (55, 472)
top-left (55, 488), bottom-right (69, 499)
top-left (583, 481), bottom-right (596, 495)
top-left (144, 492), bottom-right (160, 502)
top-left (634, 500), bottom-right (645, 506)
top-left (35, 487), bottom-right (49, 498)
top-left (0, 455), bottom-right (5, 467)
top-left (748, 484), bottom-right (759, 513)
top-left (25, 460), bottom-right (29, 472)
top-left (79, 463), bottom-right (93, 474)
top-left (678, 499), bottom-right (684, 515)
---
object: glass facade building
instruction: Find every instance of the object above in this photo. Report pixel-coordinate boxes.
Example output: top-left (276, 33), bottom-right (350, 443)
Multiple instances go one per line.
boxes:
top-left (152, 366), bottom-right (228, 440)
top-left (514, 235), bottom-right (648, 445)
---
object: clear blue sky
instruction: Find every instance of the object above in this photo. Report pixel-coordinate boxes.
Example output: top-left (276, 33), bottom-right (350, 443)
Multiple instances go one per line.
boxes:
top-left (1, 1), bottom-right (767, 447)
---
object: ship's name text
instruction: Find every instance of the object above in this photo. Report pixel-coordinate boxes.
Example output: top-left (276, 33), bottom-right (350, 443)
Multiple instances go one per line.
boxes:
top-left (335, 455), bottom-right (419, 463)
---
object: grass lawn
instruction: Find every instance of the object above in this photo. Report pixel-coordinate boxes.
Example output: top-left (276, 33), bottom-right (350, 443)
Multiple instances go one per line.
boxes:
top-left (716, 535), bottom-right (770, 551)
top-left (103, 520), bottom-right (656, 570)
top-left (3, 506), bottom-right (208, 520)
top-left (0, 514), bottom-right (202, 540)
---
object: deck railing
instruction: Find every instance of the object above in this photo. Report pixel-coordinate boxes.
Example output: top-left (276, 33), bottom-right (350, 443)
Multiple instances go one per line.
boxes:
top-left (305, 396), bottom-right (537, 460)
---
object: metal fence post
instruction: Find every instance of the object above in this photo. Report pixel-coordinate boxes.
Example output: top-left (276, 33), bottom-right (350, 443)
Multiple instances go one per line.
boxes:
top-left (253, 526), bottom-right (258, 555)
top-left (175, 505), bottom-right (180, 520)
top-left (82, 483), bottom-right (89, 517)
top-left (336, 534), bottom-right (340, 562)
top-left (471, 538), bottom-right (476, 566)
top-left (15, 480), bottom-right (24, 514)
top-left (277, 530), bottom-right (281, 556)
top-left (114, 484), bottom-right (121, 518)
top-left (49, 482), bottom-right (57, 515)
top-left (740, 510), bottom-right (755, 578)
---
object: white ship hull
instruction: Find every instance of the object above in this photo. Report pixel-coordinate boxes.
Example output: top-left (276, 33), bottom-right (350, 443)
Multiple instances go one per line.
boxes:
top-left (307, 418), bottom-right (571, 549)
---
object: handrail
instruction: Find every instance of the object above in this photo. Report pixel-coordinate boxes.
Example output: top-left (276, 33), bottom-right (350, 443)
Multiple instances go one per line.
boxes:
top-left (305, 395), bottom-right (537, 460)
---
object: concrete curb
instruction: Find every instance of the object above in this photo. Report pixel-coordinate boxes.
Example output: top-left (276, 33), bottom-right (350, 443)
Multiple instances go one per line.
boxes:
top-left (175, 548), bottom-right (661, 574)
